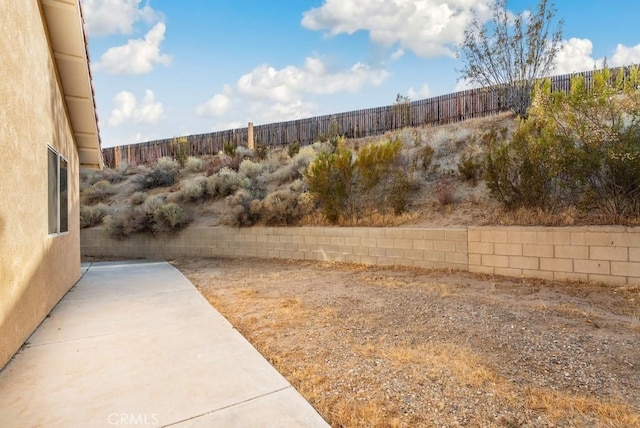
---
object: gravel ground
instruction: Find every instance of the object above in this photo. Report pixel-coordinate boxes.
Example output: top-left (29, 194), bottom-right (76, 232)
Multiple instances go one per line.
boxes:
top-left (174, 257), bottom-right (640, 427)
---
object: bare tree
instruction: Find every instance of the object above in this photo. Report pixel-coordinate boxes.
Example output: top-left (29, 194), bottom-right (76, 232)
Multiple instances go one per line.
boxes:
top-left (457, 0), bottom-right (563, 116)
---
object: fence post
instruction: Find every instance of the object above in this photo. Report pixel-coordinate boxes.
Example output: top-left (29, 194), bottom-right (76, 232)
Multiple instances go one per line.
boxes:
top-left (248, 122), bottom-right (254, 149)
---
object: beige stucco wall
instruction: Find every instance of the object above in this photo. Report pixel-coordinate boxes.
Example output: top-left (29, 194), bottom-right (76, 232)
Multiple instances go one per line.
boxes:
top-left (0, 1), bottom-right (81, 368)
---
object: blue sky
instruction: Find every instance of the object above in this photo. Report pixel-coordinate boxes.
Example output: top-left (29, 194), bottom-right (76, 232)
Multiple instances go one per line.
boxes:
top-left (80, 0), bottom-right (640, 148)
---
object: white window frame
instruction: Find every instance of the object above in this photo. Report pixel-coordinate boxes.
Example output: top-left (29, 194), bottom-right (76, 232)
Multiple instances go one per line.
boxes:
top-left (48, 145), bottom-right (69, 236)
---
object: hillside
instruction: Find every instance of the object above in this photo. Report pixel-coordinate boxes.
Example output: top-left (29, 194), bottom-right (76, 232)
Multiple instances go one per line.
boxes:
top-left (82, 110), bottom-right (633, 237)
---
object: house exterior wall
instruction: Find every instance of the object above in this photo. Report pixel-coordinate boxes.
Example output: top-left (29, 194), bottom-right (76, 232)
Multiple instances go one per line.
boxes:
top-left (0, 0), bottom-right (81, 368)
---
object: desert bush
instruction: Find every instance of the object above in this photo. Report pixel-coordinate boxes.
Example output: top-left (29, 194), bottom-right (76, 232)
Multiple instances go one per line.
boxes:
top-left (152, 203), bottom-right (189, 233)
top-left (222, 189), bottom-right (262, 227)
top-left (356, 138), bottom-right (402, 190)
top-left (306, 144), bottom-right (354, 223)
top-left (82, 180), bottom-right (116, 205)
top-left (80, 204), bottom-right (109, 228)
top-left (172, 137), bottom-right (189, 166)
top-left (103, 196), bottom-right (188, 238)
top-left (288, 141), bottom-right (301, 158)
top-left (271, 146), bottom-right (316, 184)
top-left (235, 146), bottom-right (253, 159)
top-left (485, 118), bottom-right (565, 210)
top-left (261, 189), bottom-right (311, 226)
top-left (101, 168), bottom-right (125, 184)
top-left (156, 156), bottom-right (179, 171)
top-left (457, 144), bottom-right (484, 184)
top-left (223, 141), bottom-right (237, 156)
top-left (254, 144), bottom-right (268, 160)
top-left (129, 191), bottom-right (147, 206)
top-left (206, 167), bottom-right (249, 198)
top-left (141, 168), bottom-right (177, 189)
top-left (185, 156), bottom-right (205, 172)
top-left (238, 159), bottom-right (265, 181)
top-left (204, 158), bottom-right (223, 177)
top-left (531, 67), bottom-right (640, 218)
top-left (434, 178), bottom-right (456, 206)
top-left (388, 172), bottom-right (416, 215)
top-left (418, 145), bottom-right (435, 171)
top-left (181, 177), bottom-right (207, 201)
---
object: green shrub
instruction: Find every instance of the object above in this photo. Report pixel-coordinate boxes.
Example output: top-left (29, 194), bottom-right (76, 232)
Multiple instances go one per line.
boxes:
top-left (457, 144), bottom-right (484, 184)
top-left (223, 141), bottom-right (237, 156)
top-left (254, 144), bottom-right (268, 160)
top-left (80, 204), bottom-right (109, 228)
top-left (288, 141), bottom-right (301, 158)
top-left (305, 145), bottom-right (354, 223)
top-left (356, 138), bottom-right (402, 190)
top-left (485, 118), bottom-right (563, 210)
top-left (185, 156), bottom-right (205, 172)
top-left (172, 137), bottom-right (189, 167)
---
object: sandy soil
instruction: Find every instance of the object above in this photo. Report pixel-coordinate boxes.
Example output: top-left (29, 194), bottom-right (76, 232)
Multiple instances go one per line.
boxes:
top-left (174, 257), bottom-right (640, 427)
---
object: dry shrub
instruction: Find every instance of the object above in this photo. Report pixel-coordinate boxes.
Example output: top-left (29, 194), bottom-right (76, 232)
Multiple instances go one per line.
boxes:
top-left (206, 167), bottom-right (249, 198)
top-left (288, 141), bottom-right (301, 158)
top-left (181, 177), bottom-right (207, 201)
top-left (270, 146), bottom-right (316, 184)
top-left (418, 144), bottom-right (435, 170)
top-left (204, 158), bottom-right (222, 177)
top-left (222, 189), bottom-right (262, 227)
top-left (152, 202), bottom-right (189, 233)
top-left (129, 191), bottom-right (147, 206)
top-left (261, 188), bottom-right (312, 226)
top-left (82, 180), bottom-right (116, 205)
top-left (80, 204), bottom-right (109, 228)
top-left (103, 196), bottom-right (189, 238)
top-left (434, 178), bottom-right (456, 206)
top-left (185, 156), bottom-right (205, 172)
top-left (238, 159), bottom-right (265, 181)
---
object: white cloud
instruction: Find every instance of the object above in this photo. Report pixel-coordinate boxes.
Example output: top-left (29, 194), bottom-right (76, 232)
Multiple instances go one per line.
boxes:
top-left (391, 48), bottom-right (405, 61)
top-left (82, 0), bottom-right (160, 36)
top-left (611, 43), bottom-right (640, 67)
top-left (553, 38), bottom-right (603, 74)
top-left (301, 0), bottom-right (493, 58)
top-left (108, 90), bottom-right (164, 126)
top-left (198, 56), bottom-right (389, 125)
top-left (95, 23), bottom-right (171, 74)
top-left (407, 84), bottom-right (431, 99)
top-left (196, 94), bottom-right (231, 117)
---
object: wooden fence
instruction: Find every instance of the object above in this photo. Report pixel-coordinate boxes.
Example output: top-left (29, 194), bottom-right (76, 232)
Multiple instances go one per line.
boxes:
top-left (100, 68), bottom-right (624, 168)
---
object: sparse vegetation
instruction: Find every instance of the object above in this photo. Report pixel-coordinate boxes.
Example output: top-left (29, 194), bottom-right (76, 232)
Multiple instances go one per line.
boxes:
top-left (81, 95), bottom-right (639, 234)
top-left (80, 203), bottom-right (109, 228)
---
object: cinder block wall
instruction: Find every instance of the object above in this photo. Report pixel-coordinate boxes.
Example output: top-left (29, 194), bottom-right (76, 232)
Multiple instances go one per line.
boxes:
top-left (82, 226), bottom-right (640, 285)
top-left (468, 226), bottom-right (640, 285)
top-left (81, 227), bottom-right (469, 270)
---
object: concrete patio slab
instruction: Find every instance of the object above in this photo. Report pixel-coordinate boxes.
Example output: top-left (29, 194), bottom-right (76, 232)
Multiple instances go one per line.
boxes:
top-left (0, 260), bottom-right (328, 428)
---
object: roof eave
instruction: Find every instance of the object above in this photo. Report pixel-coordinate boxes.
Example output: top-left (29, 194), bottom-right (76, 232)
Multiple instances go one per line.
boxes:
top-left (41, 0), bottom-right (103, 170)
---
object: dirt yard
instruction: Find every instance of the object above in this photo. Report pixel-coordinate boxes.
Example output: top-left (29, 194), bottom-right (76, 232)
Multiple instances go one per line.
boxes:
top-left (173, 257), bottom-right (640, 427)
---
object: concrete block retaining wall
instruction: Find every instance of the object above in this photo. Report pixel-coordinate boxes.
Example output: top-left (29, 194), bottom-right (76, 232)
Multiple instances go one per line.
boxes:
top-left (82, 226), bottom-right (640, 285)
